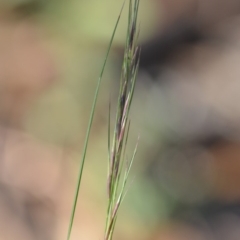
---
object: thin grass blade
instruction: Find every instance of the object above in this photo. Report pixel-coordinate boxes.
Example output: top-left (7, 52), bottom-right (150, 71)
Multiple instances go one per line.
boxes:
top-left (66, 4), bottom-right (125, 240)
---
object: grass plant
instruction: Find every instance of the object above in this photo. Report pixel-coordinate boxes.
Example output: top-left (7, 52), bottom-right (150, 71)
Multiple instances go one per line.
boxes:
top-left (67, 1), bottom-right (140, 240)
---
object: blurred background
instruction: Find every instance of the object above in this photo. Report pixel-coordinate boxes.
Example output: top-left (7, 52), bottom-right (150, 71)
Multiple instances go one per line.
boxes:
top-left (1, 0), bottom-right (240, 239)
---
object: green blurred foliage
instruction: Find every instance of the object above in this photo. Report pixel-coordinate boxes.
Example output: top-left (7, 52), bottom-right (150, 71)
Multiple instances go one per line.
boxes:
top-left (19, 0), bottom-right (159, 147)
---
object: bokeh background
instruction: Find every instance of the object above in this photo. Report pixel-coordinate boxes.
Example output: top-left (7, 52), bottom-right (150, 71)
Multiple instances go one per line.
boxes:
top-left (2, 0), bottom-right (240, 239)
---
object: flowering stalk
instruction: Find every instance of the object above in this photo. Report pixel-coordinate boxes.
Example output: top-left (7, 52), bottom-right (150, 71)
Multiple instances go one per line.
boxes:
top-left (105, 1), bottom-right (140, 240)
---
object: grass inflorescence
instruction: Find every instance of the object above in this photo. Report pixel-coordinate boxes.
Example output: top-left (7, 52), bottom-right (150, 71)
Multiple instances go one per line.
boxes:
top-left (105, 1), bottom-right (140, 240)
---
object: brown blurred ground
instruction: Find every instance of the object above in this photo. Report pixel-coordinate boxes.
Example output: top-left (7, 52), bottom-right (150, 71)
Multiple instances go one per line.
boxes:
top-left (138, 0), bottom-right (240, 240)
